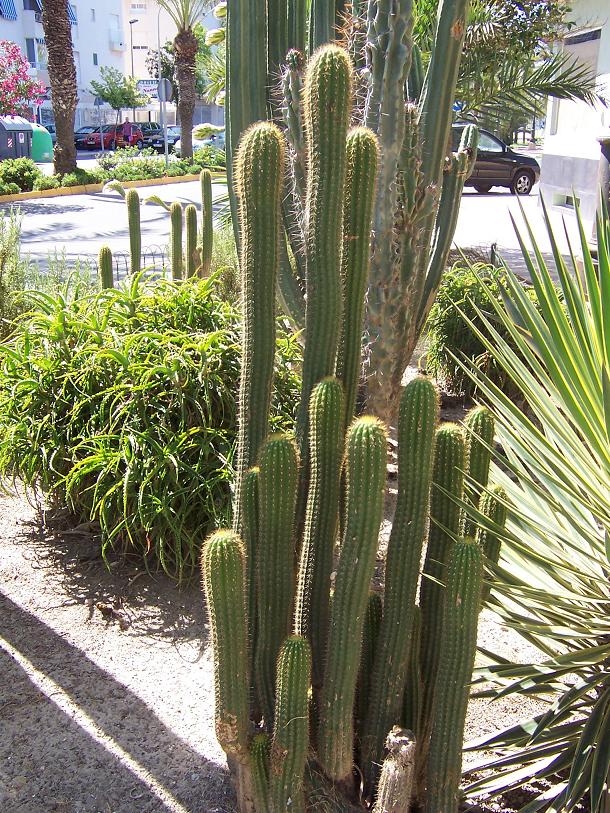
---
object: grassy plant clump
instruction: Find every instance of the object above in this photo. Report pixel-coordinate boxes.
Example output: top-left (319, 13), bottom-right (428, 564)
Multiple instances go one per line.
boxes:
top-left (425, 262), bottom-right (539, 399)
top-left (0, 274), bottom-right (300, 579)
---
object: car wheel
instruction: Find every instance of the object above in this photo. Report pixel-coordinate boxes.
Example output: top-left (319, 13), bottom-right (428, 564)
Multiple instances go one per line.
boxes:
top-left (136, 139), bottom-right (143, 150)
top-left (474, 184), bottom-right (492, 194)
top-left (511, 170), bottom-right (534, 196)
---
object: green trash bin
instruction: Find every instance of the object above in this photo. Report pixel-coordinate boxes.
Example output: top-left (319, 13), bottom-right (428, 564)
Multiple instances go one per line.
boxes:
top-left (31, 123), bottom-right (54, 163)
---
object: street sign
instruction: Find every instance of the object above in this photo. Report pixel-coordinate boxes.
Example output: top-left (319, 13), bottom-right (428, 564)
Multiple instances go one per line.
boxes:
top-left (158, 78), bottom-right (173, 102)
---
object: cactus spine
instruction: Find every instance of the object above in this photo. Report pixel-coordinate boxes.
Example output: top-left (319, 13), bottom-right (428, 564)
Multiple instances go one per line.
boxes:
top-left (297, 45), bottom-right (352, 453)
top-left (294, 377), bottom-right (344, 693)
top-left (426, 538), bottom-right (483, 813)
top-left (269, 636), bottom-right (311, 813)
top-left (256, 434), bottom-right (299, 728)
top-left (185, 203), bottom-right (198, 278)
top-left (317, 416), bottom-right (387, 781)
top-left (233, 123), bottom-right (285, 536)
top-left (98, 245), bottom-right (114, 289)
top-left (126, 188), bottom-right (141, 276)
top-left (200, 169), bottom-right (213, 277)
top-left (201, 530), bottom-right (250, 761)
top-left (170, 201), bottom-right (183, 281)
top-left (336, 127), bottom-right (379, 431)
top-left (463, 407), bottom-right (495, 537)
top-left (362, 378), bottom-right (438, 786)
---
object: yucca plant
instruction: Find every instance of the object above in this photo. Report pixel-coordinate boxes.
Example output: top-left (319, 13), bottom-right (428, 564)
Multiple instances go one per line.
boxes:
top-left (453, 198), bottom-right (610, 813)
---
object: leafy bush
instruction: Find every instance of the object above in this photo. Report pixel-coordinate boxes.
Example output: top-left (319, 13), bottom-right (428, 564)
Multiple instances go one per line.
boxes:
top-left (425, 262), bottom-right (539, 399)
top-left (0, 181), bottom-right (20, 196)
top-left (60, 168), bottom-right (102, 187)
top-left (0, 157), bottom-right (42, 192)
top-left (190, 146), bottom-right (225, 170)
top-left (33, 175), bottom-right (61, 191)
top-left (0, 274), bottom-right (301, 579)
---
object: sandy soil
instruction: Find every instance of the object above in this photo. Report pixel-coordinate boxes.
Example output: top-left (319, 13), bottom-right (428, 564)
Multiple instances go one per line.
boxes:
top-left (0, 487), bottom-right (545, 813)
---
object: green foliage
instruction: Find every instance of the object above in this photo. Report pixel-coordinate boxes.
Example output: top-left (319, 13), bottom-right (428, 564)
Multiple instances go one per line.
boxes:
top-left (0, 181), bottom-right (20, 196)
top-left (59, 168), bottom-right (102, 187)
top-left (0, 158), bottom-right (42, 192)
top-left (90, 66), bottom-right (149, 114)
top-left (0, 275), bottom-right (301, 580)
top-left (33, 175), bottom-right (61, 191)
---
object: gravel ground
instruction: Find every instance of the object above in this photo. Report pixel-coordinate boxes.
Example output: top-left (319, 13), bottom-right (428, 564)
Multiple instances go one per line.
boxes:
top-left (0, 487), bottom-right (546, 813)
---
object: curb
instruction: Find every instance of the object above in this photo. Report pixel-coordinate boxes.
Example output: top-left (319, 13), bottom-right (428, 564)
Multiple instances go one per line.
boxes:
top-left (0, 171), bottom-right (224, 204)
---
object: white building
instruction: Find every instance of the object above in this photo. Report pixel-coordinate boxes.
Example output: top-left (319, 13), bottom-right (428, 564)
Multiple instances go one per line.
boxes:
top-left (122, 0), bottom-right (224, 126)
top-left (539, 0), bottom-right (610, 240)
top-left (0, 0), bottom-right (127, 127)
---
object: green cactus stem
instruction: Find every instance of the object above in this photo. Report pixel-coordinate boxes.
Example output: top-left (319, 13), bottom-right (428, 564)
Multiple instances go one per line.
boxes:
top-left (477, 485), bottom-right (507, 600)
top-left (356, 592), bottom-right (383, 738)
top-left (201, 530), bottom-right (250, 762)
top-left (185, 204), bottom-right (198, 278)
top-left (402, 606), bottom-right (421, 735)
top-left (462, 406), bottom-right (495, 538)
top-left (125, 188), bottom-right (141, 276)
top-left (317, 416), bottom-right (387, 782)
top-left (243, 467), bottom-right (260, 680)
top-left (170, 201), bottom-right (183, 281)
top-left (233, 123), bottom-right (285, 536)
top-left (297, 45), bottom-right (352, 456)
top-left (200, 169), bottom-right (213, 277)
top-left (336, 127), bottom-right (379, 431)
top-left (362, 377), bottom-right (438, 788)
top-left (294, 377), bottom-right (344, 694)
top-left (256, 434), bottom-right (299, 729)
top-left (269, 635), bottom-right (311, 813)
top-left (98, 245), bottom-right (114, 289)
top-left (418, 424), bottom-right (465, 776)
top-left (426, 537), bottom-right (483, 813)
top-left (251, 733), bottom-right (271, 813)
top-left (372, 728), bottom-right (416, 813)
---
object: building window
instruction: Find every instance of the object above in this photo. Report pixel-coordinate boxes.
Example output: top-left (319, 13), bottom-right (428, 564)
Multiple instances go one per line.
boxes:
top-left (23, 0), bottom-right (39, 11)
top-left (91, 8), bottom-right (95, 21)
top-left (93, 52), bottom-right (98, 66)
top-left (35, 37), bottom-right (47, 68)
top-left (130, 2), bottom-right (147, 9)
top-left (25, 37), bottom-right (35, 66)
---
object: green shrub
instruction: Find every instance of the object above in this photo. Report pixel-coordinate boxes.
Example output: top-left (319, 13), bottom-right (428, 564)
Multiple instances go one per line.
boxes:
top-left (60, 168), bottom-right (102, 187)
top-left (33, 174), bottom-right (62, 191)
top-left (0, 274), bottom-right (301, 579)
top-left (0, 181), bottom-right (20, 196)
top-left (0, 157), bottom-right (42, 192)
top-left (191, 146), bottom-right (225, 170)
top-left (425, 262), bottom-right (538, 399)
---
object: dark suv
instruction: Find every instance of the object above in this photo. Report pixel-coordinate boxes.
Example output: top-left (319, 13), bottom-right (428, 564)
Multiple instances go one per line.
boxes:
top-left (452, 124), bottom-right (540, 195)
top-left (140, 122), bottom-right (163, 148)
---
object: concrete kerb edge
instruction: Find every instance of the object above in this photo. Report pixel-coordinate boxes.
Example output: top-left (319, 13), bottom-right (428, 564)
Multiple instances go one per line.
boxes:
top-left (0, 171), bottom-right (224, 204)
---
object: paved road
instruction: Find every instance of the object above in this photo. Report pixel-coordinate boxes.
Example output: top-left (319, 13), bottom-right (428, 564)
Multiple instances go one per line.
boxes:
top-left (1, 179), bottom-right (579, 277)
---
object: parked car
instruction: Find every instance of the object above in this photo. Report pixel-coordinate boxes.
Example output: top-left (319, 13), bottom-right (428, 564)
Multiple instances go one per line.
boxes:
top-left (45, 124), bottom-right (57, 145)
top-left (140, 122), bottom-right (162, 148)
top-left (83, 123), bottom-right (145, 151)
top-left (148, 125), bottom-right (181, 153)
top-left (452, 124), bottom-right (540, 195)
top-left (74, 126), bottom-right (97, 150)
top-left (174, 127), bottom-right (224, 157)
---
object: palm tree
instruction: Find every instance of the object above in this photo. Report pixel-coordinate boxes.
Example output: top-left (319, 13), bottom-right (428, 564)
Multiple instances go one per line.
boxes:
top-left (41, 0), bottom-right (78, 174)
top-left (156, 0), bottom-right (210, 158)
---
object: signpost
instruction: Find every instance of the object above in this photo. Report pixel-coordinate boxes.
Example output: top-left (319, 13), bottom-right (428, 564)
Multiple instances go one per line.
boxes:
top-left (158, 77), bottom-right (172, 168)
top-left (94, 96), bottom-right (104, 153)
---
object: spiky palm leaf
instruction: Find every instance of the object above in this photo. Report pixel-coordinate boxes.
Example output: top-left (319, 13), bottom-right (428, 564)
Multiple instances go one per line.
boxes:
top-left (155, 0), bottom-right (210, 28)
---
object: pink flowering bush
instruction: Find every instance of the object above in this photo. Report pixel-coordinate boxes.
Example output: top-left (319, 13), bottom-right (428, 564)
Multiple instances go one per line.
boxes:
top-left (0, 41), bottom-right (45, 119)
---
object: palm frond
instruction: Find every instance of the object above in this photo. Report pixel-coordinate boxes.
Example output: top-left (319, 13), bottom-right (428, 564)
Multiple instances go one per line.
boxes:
top-left (155, 0), bottom-right (212, 31)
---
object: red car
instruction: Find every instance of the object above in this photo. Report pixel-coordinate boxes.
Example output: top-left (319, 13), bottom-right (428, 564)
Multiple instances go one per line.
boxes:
top-left (84, 124), bottom-right (144, 151)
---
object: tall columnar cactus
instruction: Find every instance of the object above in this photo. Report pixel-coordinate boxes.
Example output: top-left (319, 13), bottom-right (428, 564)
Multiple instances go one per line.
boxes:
top-left (125, 189), bottom-right (141, 277)
top-left (462, 406), bottom-right (495, 537)
top-left (250, 733), bottom-right (270, 813)
top-left (185, 204), bottom-right (198, 278)
top-left (477, 485), bottom-right (507, 600)
top-left (256, 434), bottom-right (299, 728)
top-left (170, 201), bottom-right (183, 281)
top-left (297, 45), bottom-right (352, 454)
top-left (232, 123), bottom-right (285, 535)
top-left (201, 530), bottom-right (250, 761)
top-left (269, 636), bottom-right (311, 813)
top-left (357, 592), bottom-right (383, 736)
top-left (98, 245), bottom-right (114, 290)
top-left (200, 169), bottom-right (214, 277)
top-left (317, 416), bottom-right (387, 781)
top-left (361, 377), bottom-right (438, 788)
top-left (426, 538), bottom-right (483, 813)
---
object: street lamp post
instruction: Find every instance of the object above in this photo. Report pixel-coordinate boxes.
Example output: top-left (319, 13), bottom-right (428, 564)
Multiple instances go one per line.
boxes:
top-left (129, 18), bottom-right (138, 120)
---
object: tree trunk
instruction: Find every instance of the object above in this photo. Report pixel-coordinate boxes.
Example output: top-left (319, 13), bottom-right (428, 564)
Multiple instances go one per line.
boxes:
top-left (174, 29), bottom-right (198, 159)
top-left (41, 0), bottom-right (78, 174)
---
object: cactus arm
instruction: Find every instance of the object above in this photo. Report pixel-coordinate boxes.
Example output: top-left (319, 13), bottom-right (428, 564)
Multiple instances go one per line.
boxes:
top-left (356, 592), bottom-right (383, 738)
top-left (476, 485), bottom-right (507, 601)
top-left (269, 636), bottom-right (311, 813)
top-left (233, 123), bottom-right (285, 535)
top-left (406, 42), bottom-right (424, 102)
top-left (294, 378), bottom-right (344, 694)
top-left (308, 0), bottom-right (336, 53)
top-left (426, 538), bottom-right (483, 813)
top-left (251, 733), bottom-right (271, 813)
top-left (288, 0), bottom-right (306, 53)
top-left (201, 530), bottom-right (251, 761)
top-left (373, 728), bottom-right (416, 813)
top-left (243, 467), bottom-right (260, 681)
top-left (170, 202), bottom-right (183, 281)
top-left (461, 406), bottom-right (495, 538)
top-left (336, 127), bottom-right (379, 431)
top-left (98, 245), bottom-right (114, 289)
top-left (200, 169), bottom-right (214, 277)
top-left (185, 204), bottom-right (198, 278)
top-left (296, 45), bottom-right (352, 454)
top-left (126, 189), bottom-right (141, 276)
top-left (256, 435), bottom-right (299, 729)
top-left (362, 378), bottom-right (438, 788)
top-left (268, 0), bottom-right (289, 102)
top-left (418, 0), bottom-right (470, 190)
top-left (317, 416), bottom-right (387, 782)
top-left (402, 606), bottom-right (421, 735)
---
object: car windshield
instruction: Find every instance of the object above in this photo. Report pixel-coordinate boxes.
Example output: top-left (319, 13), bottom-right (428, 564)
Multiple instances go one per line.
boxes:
top-left (168, 127), bottom-right (181, 135)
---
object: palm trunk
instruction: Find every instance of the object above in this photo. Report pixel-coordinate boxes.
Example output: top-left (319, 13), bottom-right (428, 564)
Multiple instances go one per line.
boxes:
top-left (174, 30), bottom-right (198, 159)
top-left (41, 0), bottom-right (78, 175)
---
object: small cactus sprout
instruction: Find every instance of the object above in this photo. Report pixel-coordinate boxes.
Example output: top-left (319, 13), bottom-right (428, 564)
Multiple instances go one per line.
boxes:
top-left (250, 732), bottom-right (271, 813)
top-left (185, 203), bottom-right (198, 278)
top-left (125, 188), bottom-right (141, 276)
top-left (170, 201), bottom-right (183, 281)
top-left (200, 168), bottom-right (213, 277)
top-left (98, 245), bottom-right (114, 289)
